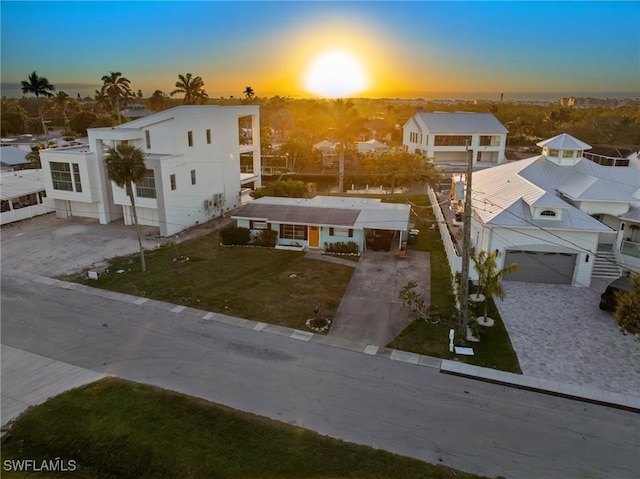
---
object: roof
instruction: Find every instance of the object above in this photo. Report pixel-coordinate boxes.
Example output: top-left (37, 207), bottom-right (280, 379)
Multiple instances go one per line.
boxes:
top-left (620, 207), bottom-right (640, 224)
top-left (0, 169), bottom-right (46, 200)
top-left (232, 196), bottom-right (411, 231)
top-left (410, 112), bottom-right (508, 134)
top-left (537, 133), bottom-right (591, 150)
top-left (0, 146), bottom-right (29, 166)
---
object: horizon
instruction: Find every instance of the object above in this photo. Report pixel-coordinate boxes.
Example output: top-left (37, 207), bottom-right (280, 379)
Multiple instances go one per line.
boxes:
top-left (2, 1), bottom-right (639, 101)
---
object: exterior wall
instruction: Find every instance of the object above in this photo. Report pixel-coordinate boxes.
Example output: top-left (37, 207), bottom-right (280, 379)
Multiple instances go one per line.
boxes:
top-left (0, 199), bottom-right (54, 225)
top-left (480, 225), bottom-right (599, 287)
top-left (575, 200), bottom-right (631, 218)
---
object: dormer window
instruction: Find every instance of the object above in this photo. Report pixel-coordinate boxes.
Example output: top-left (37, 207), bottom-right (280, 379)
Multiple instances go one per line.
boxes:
top-left (540, 210), bottom-right (556, 217)
top-left (534, 208), bottom-right (561, 220)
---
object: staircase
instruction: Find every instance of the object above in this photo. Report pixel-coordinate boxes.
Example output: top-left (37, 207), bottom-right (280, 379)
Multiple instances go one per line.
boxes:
top-left (592, 245), bottom-right (622, 279)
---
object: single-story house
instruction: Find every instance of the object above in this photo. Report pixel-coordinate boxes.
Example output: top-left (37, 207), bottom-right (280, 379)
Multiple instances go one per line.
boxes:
top-left (1, 169), bottom-right (55, 225)
top-left (232, 196), bottom-right (412, 252)
top-left (0, 146), bottom-right (31, 171)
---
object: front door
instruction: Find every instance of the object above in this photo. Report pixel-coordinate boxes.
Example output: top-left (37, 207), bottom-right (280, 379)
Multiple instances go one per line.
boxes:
top-left (309, 226), bottom-right (319, 247)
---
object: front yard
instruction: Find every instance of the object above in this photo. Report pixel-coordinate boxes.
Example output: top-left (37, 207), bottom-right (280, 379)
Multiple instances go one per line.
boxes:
top-left (67, 234), bottom-right (354, 332)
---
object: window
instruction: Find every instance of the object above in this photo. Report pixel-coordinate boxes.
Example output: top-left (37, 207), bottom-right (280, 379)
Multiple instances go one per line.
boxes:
top-left (72, 163), bottom-right (82, 192)
top-left (479, 135), bottom-right (500, 146)
top-left (50, 162), bottom-right (73, 191)
top-left (548, 149), bottom-right (559, 157)
top-left (540, 210), bottom-right (556, 217)
top-left (330, 227), bottom-right (352, 237)
top-left (562, 150), bottom-right (574, 158)
top-left (434, 135), bottom-right (472, 146)
top-left (409, 132), bottom-right (423, 144)
top-left (145, 130), bottom-right (151, 149)
top-left (280, 224), bottom-right (307, 240)
top-left (191, 169), bottom-right (196, 185)
top-left (136, 169), bottom-right (156, 198)
top-left (187, 131), bottom-right (193, 147)
top-left (170, 174), bottom-right (176, 190)
top-left (206, 129), bottom-right (211, 144)
top-left (250, 220), bottom-right (268, 230)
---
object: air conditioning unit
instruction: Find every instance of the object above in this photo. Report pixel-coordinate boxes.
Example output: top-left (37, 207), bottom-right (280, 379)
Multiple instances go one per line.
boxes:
top-left (213, 193), bottom-right (224, 207)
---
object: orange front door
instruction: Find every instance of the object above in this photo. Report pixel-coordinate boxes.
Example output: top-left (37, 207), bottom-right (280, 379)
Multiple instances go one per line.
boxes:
top-left (309, 226), bottom-right (319, 247)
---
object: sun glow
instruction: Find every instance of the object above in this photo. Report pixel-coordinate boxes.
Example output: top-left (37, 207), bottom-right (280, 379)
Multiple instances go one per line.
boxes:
top-left (303, 49), bottom-right (369, 98)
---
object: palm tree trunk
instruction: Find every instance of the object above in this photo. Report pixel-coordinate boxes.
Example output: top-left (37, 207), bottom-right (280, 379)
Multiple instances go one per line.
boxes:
top-left (126, 182), bottom-right (146, 272)
top-left (37, 95), bottom-right (49, 143)
top-left (116, 98), bottom-right (122, 124)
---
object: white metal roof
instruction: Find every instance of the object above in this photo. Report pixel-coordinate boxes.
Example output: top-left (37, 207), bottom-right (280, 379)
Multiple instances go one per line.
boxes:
top-left (0, 146), bottom-right (29, 166)
top-left (1, 169), bottom-right (46, 200)
top-left (537, 133), bottom-right (591, 150)
top-left (411, 112), bottom-right (508, 134)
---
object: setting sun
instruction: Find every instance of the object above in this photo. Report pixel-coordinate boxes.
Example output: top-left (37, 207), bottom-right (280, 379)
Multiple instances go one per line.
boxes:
top-left (303, 49), bottom-right (369, 98)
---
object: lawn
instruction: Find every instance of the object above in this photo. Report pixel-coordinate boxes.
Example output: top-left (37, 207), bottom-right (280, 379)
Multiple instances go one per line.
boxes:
top-left (381, 193), bottom-right (522, 374)
top-left (0, 378), bottom-right (487, 479)
top-left (66, 230), bottom-right (354, 332)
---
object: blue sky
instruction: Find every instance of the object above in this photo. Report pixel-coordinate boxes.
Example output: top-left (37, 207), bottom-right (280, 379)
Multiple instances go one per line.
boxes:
top-left (2, 1), bottom-right (639, 99)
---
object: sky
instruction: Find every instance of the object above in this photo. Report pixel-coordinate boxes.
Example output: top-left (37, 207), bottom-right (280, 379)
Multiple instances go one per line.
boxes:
top-left (2, 1), bottom-right (639, 100)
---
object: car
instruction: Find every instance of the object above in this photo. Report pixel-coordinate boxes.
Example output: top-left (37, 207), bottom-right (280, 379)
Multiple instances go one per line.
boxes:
top-left (599, 276), bottom-right (632, 311)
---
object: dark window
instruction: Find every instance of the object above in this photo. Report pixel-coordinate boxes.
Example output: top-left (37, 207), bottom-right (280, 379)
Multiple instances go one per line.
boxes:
top-left (191, 169), bottom-right (196, 185)
top-left (145, 130), bottom-right (151, 149)
top-left (206, 129), bottom-right (211, 144)
top-left (434, 135), bottom-right (472, 147)
top-left (72, 163), bottom-right (82, 192)
top-left (170, 174), bottom-right (176, 190)
top-left (540, 210), bottom-right (556, 217)
top-left (280, 224), bottom-right (307, 240)
top-left (50, 162), bottom-right (73, 191)
top-left (187, 131), bottom-right (193, 147)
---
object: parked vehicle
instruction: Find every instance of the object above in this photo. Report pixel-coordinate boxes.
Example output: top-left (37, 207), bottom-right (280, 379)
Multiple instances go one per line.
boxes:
top-left (599, 276), bottom-right (632, 311)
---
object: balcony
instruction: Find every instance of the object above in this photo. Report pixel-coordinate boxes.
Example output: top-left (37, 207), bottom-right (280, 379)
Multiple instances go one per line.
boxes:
top-left (621, 240), bottom-right (640, 258)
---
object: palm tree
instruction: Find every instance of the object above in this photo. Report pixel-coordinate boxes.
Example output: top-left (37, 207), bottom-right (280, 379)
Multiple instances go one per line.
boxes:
top-left (101, 71), bottom-right (132, 123)
top-left (170, 73), bottom-right (208, 105)
top-left (26, 147), bottom-right (41, 168)
top-left (52, 91), bottom-right (72, 132)
top-left (471, 249), bottom-right (520, 324)
top-left (20, 71), bottom-right (56, 141)
top-left (103, 143), bottom-right (148, 272)
top-left (243, 86), bottom-right (255, 100)
top-left (149, 90), bottom-right (169, 111)
top-left (93, 89), bottom-right (111, 114)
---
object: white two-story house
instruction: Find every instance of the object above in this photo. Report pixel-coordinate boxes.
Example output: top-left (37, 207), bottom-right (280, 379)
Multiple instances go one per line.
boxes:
top-left (39, 105), bottom-right (261, 236)
top-left (403, 112), bottom-right (508, 171)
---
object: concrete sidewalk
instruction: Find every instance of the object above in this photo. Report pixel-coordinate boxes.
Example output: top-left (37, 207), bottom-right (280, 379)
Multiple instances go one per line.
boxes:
top-left (1, 345), bottom-right (105, 426)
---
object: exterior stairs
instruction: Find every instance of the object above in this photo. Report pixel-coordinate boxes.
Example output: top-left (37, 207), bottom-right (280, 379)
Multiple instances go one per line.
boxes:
top-left (592, 245), bottom-right (622, 279)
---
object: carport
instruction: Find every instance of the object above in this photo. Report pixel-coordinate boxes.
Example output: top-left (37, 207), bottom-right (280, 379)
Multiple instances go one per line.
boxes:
top-left (504, 250), bottom-right (576, 284)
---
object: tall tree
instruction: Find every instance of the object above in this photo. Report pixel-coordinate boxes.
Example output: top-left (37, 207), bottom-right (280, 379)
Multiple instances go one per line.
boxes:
top-left (171, 73), bottom-right (208, 105)
top-left (361, 151), bottom-right (441, 193)
top-left (103, 143), bottom-right (148, 272)
top-left (149, 90), bottom-right (169, 111)
top-left (101, 71), bottom-right (132, 123)
top-left (243, 86), bottom-right (255, 100)
top-left (93, 89), bottom-right (112, 114)
top-left (471, 249), bottom-right (520, 324)
top-left (20, 71), bottom-right (55, 141)
top-left (52, 91), bottom-right (72, 131)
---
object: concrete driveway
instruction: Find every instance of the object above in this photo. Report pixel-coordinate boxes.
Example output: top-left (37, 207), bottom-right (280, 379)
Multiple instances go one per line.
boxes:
top-left (496, 280), bottom-right (640, 396)
top-left (329, 249), bottom-right (431, 346)
top-left (1, 213), bottom-right (230, 277)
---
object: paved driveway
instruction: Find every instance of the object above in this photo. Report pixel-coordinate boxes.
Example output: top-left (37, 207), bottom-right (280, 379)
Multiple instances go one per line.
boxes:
top-left (496, 280), bottom-right (640, 396)
top-left (329, 249), bottom-right (431, 346)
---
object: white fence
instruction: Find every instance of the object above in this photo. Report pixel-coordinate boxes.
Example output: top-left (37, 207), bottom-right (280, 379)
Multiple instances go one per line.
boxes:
top-left (1, 201), bottom-right (55, 225)
top-left (427, 185), bottom-right (462, 274)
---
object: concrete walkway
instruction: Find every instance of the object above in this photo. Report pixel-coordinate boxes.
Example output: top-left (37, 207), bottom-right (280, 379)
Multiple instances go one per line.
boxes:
top-left (328, 249), bottom-right (431, 346)
top-left (1, 345), bottom-right (105, 426)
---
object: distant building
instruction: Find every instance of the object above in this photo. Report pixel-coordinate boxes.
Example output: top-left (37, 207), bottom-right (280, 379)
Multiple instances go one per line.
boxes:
top-left (0, 146), bottom-right (31, 171)
top-left (559, 97), bottom-right (640, 109)
top-left (402, 112), bottom-right (508, 172)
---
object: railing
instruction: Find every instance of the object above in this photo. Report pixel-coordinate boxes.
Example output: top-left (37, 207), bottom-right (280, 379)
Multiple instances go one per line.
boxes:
top-left (621, 240), bottom-right (640, 258)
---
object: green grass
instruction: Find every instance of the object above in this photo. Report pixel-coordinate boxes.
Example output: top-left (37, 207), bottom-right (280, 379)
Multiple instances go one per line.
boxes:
top-left (65, 231), bottom-right (354, 332)
top-left (382, 193), bottom-right (521, 374)
top-left (1, 378), bottom-right (487, 479)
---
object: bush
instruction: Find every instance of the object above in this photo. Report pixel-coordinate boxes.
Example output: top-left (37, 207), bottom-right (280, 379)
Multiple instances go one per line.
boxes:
top-left (219, 226), bottom-right (251, 245)
top-left (615, 275), bottom-right (640, 334)
top-left (324, 241), bottom-right (359, 254)
top-left (252, 229), bottom-right (278, 247)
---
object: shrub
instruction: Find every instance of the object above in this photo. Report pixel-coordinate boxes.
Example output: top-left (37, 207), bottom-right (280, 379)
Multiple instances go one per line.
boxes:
top-left (219, 226), bottom-right (251, 245)
top-left (324, 241), bottom-right (359, 254)
top-left (252, 229), bottom-right (278, 247)
top-left (615, 275), bottom-right (640, 334)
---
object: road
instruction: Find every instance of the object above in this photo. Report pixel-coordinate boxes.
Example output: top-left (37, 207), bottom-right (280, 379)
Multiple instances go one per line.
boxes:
top-left (2, 271), bottom-right (639, 479)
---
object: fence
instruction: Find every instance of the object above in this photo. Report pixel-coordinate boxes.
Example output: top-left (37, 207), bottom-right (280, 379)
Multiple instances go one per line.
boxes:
top-left (427, 185), bottom-right (462, 274)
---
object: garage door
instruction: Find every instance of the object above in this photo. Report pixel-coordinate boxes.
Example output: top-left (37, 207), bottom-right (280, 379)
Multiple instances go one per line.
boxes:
top-left (504, 250), bottom-right (576, 284)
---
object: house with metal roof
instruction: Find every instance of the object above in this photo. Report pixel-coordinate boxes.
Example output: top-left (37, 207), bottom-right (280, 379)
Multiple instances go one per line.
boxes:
top-left (1, 169), bottom-right (55, 225)
top-left (403, 112), bottom-right (508, 172)
top-left (0, 146), bottom-right (31, 171)
top-left (453, 133), bottom-right (640, 286)
top-left (232, 196), bottom-right (411, 252)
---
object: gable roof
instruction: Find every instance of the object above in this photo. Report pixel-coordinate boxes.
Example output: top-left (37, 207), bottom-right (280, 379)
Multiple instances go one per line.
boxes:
top-left (0, 146), bottom-right (29, 167)
top-left (412, 112), bottom-right (508, 134)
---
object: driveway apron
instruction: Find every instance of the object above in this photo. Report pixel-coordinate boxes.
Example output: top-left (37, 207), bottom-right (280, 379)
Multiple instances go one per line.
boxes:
top-left (329, 249), bottom-right (431, 346)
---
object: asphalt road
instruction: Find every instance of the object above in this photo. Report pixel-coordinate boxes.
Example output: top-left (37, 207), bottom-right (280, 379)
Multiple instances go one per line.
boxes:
top-left (2, 271), bottom-right (639, 479)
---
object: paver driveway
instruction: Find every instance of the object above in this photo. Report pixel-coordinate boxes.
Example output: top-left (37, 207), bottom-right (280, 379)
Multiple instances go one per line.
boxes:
top-left (496, 280), bottom-right (640, 396)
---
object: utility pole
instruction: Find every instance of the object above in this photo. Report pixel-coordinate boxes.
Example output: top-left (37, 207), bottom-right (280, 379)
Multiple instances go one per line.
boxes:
top-left (458, 141), bottom-right (473, 337)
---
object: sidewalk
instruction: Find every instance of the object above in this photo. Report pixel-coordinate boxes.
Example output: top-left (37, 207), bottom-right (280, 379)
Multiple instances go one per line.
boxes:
top-left (4, 269), bottom-right (639, 414)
